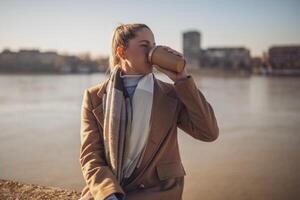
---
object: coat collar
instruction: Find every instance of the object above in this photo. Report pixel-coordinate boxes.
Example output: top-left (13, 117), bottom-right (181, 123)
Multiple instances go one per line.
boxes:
top-left (92, 74), bottom-right (178, 188)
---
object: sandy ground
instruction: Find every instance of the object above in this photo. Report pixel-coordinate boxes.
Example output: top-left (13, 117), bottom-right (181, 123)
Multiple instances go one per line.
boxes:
top-left (0, 179), bottom-right (80, 200)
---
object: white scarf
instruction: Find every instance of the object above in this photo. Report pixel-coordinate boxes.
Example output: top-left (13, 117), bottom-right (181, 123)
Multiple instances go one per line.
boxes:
top-left (102, 67), bottom-right (154, 183)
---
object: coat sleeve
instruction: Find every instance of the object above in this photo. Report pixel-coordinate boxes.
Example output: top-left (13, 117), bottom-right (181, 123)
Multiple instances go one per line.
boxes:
top-left (79, 89), bottom-right (125, 200)
top-left (174, 76), bottom-right (219, 142)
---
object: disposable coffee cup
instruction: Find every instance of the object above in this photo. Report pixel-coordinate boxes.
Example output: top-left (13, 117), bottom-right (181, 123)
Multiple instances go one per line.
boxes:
top-left (148, 45), bottom-right (186, 73)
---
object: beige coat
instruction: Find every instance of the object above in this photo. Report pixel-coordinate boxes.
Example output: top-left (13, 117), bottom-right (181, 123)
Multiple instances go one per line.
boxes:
top-left (79, 75), bottom-right (219, 200)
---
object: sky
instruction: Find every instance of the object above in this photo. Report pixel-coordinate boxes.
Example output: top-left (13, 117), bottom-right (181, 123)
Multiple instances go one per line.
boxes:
top-left (0, 0), bottom-right (299, 58)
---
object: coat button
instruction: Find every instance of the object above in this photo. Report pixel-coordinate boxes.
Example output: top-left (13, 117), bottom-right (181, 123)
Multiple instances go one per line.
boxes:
top-left (139, 183), bottom-right (145, 189)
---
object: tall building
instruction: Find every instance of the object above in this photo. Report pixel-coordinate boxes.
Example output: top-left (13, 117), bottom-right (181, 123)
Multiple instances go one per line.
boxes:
top-left (183, 31), bottom-right (201, 70)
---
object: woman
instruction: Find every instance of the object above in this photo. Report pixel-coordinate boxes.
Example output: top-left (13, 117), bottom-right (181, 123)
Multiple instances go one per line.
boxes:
top-left (79, 23), bottom-right (219, 200)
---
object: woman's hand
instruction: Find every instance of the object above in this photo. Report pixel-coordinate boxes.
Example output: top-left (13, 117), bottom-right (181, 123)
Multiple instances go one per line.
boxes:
top-left (153, 46), bottom-right (189, 82)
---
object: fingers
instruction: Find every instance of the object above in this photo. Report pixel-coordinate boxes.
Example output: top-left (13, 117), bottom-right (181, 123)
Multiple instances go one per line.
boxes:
top-left (154, 64), bottom-right (173, 75)
top-left (153, 64), bottom-right (186, 82)
top-left (153, 64), bottom-right (167, 73)
top-left (154, 64), bottom-right (178, 76)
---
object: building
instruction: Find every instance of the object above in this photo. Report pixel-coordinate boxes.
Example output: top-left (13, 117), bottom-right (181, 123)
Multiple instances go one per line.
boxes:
top-left (201, 47), bottom-right (251, 71)
top-left (0, 49), bottom-right (104, 74)
top-left (268, 46), bottom-right (300, 69)
top-left (182, 30), bottom-right (201, 70)
top-left (182, 30), bottom-right (252, 73)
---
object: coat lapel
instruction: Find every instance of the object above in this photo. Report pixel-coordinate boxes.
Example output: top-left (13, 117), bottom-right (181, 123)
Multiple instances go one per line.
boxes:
top-left (92, 102), bottom-right (104, 127)
top-left (92, 80), bottom-right (109, 127)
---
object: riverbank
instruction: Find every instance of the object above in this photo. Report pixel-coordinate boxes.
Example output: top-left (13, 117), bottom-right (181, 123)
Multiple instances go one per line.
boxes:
top-left (0, 179), bottom-right (80, 200)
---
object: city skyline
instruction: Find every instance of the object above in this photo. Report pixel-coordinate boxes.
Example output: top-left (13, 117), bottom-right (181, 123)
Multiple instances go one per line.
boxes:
top-left (1, 0), bottom-right (299, 58)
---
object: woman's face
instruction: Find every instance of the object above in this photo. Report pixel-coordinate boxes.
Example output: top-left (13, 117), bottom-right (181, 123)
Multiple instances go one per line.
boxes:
top-left (120, 28), bottom-right (156, 75)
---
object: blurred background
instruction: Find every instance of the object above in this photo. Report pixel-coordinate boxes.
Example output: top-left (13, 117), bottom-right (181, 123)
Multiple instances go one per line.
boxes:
top-left (0, 0), bottom-right (299, 199)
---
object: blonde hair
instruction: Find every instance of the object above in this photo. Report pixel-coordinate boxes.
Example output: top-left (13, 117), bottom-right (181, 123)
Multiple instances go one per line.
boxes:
top-left (108, 23), bottom-right (151, 73)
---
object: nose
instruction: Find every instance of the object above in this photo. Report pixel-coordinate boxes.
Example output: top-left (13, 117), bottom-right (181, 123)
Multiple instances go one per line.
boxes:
top-left (144, 47), bottom-right (151, 56)
top-left (146, 45), bottom-right (155, 54)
